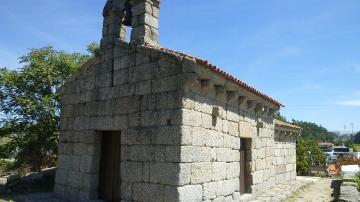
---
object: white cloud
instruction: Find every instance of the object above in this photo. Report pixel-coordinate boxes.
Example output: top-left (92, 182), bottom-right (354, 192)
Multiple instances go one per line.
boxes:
top-left (335, 100), bottom-right (360, 107)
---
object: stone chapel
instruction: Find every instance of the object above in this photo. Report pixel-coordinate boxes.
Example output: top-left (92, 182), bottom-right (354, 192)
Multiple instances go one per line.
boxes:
top-left (54, 0), bottom-right (302, 201)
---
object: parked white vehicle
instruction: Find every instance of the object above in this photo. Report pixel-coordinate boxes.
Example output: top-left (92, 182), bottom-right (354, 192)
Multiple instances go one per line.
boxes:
top-left (322, 148), bottom-right (334, 156)
top-left (333, 146), bottom-right (350, 155)
top-left (327, 155), bottom-right (337, 163)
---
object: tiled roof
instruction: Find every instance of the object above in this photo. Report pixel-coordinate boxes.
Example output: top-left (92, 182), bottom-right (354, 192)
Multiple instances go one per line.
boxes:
top-left (145, 45), bottom-right (284, 108)
top-left (274, 119), bottom-right (302, 130)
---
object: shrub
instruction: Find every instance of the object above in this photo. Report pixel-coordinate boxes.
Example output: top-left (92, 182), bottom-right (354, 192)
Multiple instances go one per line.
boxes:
top-left (355, 171), bottom-right (360, 191)
top-left (0, 160), bottom-right (15, 175)
top-left (296, 138), bottom-right (326, 176)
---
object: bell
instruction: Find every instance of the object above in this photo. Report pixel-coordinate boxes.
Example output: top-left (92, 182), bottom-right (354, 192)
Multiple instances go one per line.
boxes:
top-left (122, 3), bottom-right (132, 26)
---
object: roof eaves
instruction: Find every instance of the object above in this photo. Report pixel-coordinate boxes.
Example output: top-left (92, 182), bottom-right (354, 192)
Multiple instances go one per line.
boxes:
top-left (144, 44), bottom-right (284, 108)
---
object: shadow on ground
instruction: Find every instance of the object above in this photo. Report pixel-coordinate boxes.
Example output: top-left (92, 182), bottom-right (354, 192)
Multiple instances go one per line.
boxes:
top-left (331, 179), bottom-right (342, 202)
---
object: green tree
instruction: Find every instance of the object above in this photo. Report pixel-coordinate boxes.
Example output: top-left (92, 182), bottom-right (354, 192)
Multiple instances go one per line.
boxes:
top-left (354, 132), bottom-right (360, 144)
top-left (305, 139), bottom-right (326, 165)
top-left (296, 138), bottom-right (308, 175)
top-left (274, 112), bottom-right (287, 122)
top-left (292, 120), bottom-right (336, 142)
top-left (296, 137), bottom-right (326, 175)
top-left (86, 42), bottom-right (100, 57)
top-left (334, 139), bottom-right (344, 146)
top-left (0, 45), bottom-right (95, 172)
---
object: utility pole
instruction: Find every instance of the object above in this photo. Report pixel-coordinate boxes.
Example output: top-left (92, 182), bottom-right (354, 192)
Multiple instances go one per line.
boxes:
top-left (308, 151), bottom-right (311, 176)
top-left (351, 123), bottom-right (354, 141)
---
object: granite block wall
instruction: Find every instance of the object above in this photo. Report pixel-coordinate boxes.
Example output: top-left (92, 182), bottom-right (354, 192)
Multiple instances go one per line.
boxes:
top-left (164, 57), bottom-right (283, 201)
top-left (54, 41), bottom-right (191, 201)
top-left (273, 132), bottom-right (297, 184)
top-left (54, 40), bottom-right (298, 201)
top-left (54, 0), bottom-right (299, 201)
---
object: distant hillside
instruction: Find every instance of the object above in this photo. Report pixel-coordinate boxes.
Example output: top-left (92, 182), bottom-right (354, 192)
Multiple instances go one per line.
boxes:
top-left (292, 120), bottom-right (336, 142)
top-left (275, 113), bottom-right (336, 142)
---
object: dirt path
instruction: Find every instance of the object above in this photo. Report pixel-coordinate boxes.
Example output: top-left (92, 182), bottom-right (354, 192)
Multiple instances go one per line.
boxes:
top-left (285, 178), bottom-right (339, 202)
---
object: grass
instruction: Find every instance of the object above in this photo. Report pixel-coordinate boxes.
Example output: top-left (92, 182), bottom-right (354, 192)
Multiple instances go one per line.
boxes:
top-left (0, 160), bottom-right (14, 176)
top-left (355, 172), bottom-right (360, 191)
top-left (353, 144), bottom-right (360, 152)
top-left (281, 183), bottom-right (312, 202)
top-left (0, 137), bottom-right (11, 146)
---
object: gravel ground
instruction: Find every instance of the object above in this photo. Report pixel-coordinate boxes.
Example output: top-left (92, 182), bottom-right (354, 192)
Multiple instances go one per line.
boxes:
top-left (0, 177), bottom-right (337, 202)
top-left (250, 177), bottom-right (316, 202)
top-left (285, 178), bottom-right (340, 202)
top-left (0, 193), bottom-right (64, 202)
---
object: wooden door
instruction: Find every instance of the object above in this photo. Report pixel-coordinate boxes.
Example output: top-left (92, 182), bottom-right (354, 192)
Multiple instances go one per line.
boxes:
top-left (240, 139), bottom-right (247, 194)
top-left (99, 131), bottom-right (121, 202)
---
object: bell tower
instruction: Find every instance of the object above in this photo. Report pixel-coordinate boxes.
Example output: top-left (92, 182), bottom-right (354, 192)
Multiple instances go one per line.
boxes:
top-left (101, 0), bottom-right (160, 48)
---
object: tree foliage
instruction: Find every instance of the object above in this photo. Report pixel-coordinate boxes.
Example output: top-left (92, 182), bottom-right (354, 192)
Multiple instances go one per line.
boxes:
top-left (354, 132), bottom-right (360, 144)
top-left (292, 120), bottom-right (336, 142)
top-left (0, 45), bottom-right (95, 172)
top-left (296, 138), bottom-right (326, 175)
top-left (296, 138), bottom-right (308, 176)
top-left (275, 112), bottom-right (335, 142)
top-left (274, 112), bottom-right (287, 122)
top-left (275, 112), bottom-right (328, 175)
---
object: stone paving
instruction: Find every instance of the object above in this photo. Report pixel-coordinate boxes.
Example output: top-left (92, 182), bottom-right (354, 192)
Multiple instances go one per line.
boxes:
top-left (338, 181), bottom-right (360, 202)
top-left (250, 177), bottom-right (317, 202)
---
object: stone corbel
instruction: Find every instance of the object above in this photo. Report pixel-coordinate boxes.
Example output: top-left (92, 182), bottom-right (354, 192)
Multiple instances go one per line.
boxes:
top-left (200, 79), bottom-right (210, 95)
top-left (215, 85), bottom-right (225, 98)
top-left (275, 130), bottom-right (281, 136)
top-left (226, 91), bottom-right (236, 102)
top-left (183, 73), bottom-right (198, 92)
top-left (238, 96), bottom-right (247, 107)
top-left (246, 100), bottom-right (255, 111)
top-left (184, 72), bottom-right (197, 81)
top-left (255, 103), bottom-right (263, 114)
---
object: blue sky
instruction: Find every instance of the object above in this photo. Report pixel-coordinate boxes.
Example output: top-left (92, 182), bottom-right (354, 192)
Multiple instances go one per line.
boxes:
top-left (0, 0), bottom-right (359, 132)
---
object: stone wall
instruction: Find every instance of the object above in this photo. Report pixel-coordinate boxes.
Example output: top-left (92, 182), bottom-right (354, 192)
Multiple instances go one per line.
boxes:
top-left (54, 42), bottom-right (192, 201)
top-left (273, 132), bottom-right (297, 184)
top-left (54, 39), bottom-right (297, 201)
top-left (165, 56), bottom-right (282, 201)
top-left (54, 0), bottom-right (300, 201)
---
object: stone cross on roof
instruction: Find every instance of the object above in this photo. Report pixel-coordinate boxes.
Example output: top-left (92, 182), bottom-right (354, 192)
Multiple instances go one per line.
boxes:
top-left (101, 0), bottom-right (160, 48)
